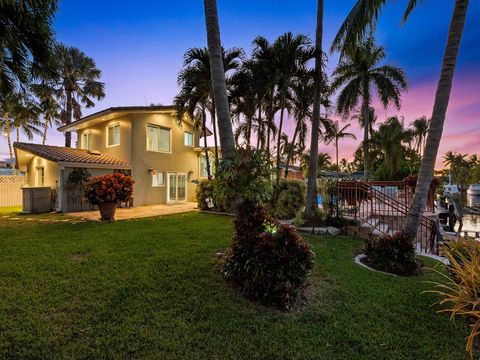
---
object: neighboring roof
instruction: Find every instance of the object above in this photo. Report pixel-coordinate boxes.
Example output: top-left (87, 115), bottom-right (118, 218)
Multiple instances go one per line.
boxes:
top-left (14, 143), bottom-right (130, 168)
top-left (57, 105), bottom-right (213, 136)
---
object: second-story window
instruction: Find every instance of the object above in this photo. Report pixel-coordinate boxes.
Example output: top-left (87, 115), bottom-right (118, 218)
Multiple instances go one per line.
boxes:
top-left (147, 124), bottom-right (170, 152)
top-left (107, 123), bottom-right (120, 146)
top-left (81, 131), bottom-right (92, 150)
top-left (184, 132), bottom-right (193, 147)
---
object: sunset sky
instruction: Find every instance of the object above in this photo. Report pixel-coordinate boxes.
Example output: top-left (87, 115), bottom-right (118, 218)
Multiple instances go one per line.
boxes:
top-left (2, 0), bottom-right (479, 168)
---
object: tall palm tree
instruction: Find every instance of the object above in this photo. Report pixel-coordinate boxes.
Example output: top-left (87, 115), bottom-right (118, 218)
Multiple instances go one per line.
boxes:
top-left (0, 0), bottom-right (56, 94)
top-left (178, 47), bottom-right (242, 165)
top-left (301, 151), bottom-right (331, 178)
top-left (411, 116), bottom-right (430, 156)
top-left (325, 121), bottom-right (357, 168)
top-left (305, 0), bottom-right (325, 219)
top-left (272, 32), bottom-right (313, 179)
top-left (331, 0), bottom-right (470, 242)
top-left (49, 44), bottom-right (105, 147)
top-left (203, 0), bottom-right (236, 161)
top-left (331, 34), bottom-right (407, 178)
top-left (350, 106), bottom-right (377, 137)
top-left (284, 75), bottom-right (313, 178)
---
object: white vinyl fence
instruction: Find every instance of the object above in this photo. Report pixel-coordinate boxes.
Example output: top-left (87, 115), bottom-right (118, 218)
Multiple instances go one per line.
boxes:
top-left (0, 175), bottom-right (25, 207)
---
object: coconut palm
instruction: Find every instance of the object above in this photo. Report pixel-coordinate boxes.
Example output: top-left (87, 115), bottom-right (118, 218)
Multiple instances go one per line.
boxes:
top-left (331, 0), bottom-right (471, 243)
top-left (203, 0), bottom-right (236, 161)
top-left (48, 44), bottom-right (105, 147)
top-left (301, 151), bottom-right (332, 178)
top-left (177, 47), bottom-right (242, 165)
top-left (411, 116), bottom-right (430, 156)
top-left (325, 121), bottom-right (357, 168)
top-left (350, 106), bottom-right (377, 137)
top-left (0, 0), bottom-right (56, 94)
top-left (331, 34), bottom-right (407, 178)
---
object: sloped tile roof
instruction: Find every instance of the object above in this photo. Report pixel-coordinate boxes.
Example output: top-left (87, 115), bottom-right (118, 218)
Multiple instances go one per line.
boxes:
top-left (14, 143), bottom-right (130, 167)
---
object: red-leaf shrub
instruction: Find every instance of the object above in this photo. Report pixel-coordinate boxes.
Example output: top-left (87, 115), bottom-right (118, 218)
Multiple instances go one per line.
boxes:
top-left (363, 232), bottom-right (420, 276)
top-left (84, 173), bottom-right (134, 205)
top-left (221, 200), bottom-right (315, 310)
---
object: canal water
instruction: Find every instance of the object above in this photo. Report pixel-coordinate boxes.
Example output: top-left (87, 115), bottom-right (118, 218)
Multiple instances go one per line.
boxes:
top-left (454, 193), bottom-right (480, 233)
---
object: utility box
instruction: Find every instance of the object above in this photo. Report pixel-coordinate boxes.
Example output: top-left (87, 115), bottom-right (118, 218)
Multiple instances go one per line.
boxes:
top-left (22, 187), bottom-right (52, 213)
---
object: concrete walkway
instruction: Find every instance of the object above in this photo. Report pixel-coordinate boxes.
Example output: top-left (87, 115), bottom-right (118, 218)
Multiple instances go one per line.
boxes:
top-left (69, 202), bottom-right (197, 221)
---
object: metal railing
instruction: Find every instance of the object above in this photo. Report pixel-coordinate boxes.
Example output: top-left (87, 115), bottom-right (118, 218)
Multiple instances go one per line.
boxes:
top-left (337, 180), bottom-right (438, 254)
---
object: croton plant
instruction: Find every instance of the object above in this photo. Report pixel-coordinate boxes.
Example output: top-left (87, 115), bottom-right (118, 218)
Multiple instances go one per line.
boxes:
top-left (84, 172), bottom-right (134, 205)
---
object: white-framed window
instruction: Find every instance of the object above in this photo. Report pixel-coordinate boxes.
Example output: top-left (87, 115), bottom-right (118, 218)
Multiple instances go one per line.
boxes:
top-left (152, 171), bottom-right (165, 187)
top-left (184, 131), bottom-right (193, 147)
top-left (107, 123), bottom-right (120, 146)
top-left (147, 124), bottom-right (170, 152)
top-left (81, 131), bottom-right (92, 150)
top-left (199, 155), bottom-right (213, 178)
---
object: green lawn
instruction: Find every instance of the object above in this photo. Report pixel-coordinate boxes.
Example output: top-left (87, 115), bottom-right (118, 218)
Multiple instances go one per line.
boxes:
top-left (0, 208), bottom-right (471, 359)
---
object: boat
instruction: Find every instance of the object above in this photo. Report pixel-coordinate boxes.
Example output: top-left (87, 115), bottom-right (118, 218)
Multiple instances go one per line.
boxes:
top-left (467, 184), bottom-right (480, 196)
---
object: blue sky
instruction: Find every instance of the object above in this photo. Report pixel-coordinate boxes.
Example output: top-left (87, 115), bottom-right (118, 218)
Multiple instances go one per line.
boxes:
top-left (2, 0), bottom-right (479, 166)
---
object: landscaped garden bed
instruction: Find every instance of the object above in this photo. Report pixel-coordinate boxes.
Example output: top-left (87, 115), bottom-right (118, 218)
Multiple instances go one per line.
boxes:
top-left (0, 207), bottom-right (473, 359)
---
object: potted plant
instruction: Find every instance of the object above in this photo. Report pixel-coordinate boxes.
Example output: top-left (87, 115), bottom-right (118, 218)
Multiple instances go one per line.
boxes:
top-left (83, 172), bottom-right (134, 220)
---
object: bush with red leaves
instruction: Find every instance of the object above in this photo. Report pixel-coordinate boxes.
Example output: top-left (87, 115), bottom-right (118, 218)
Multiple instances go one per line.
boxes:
top-left (84, 172), bottom-right (134, 205)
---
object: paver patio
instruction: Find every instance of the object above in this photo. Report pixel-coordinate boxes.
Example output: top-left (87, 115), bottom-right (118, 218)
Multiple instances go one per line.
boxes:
top-left (69, 202), bottom-right (197, 221)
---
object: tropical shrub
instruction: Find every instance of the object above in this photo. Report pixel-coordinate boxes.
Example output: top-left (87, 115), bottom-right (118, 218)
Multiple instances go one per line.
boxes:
top-left (363, 232), bottom-right (420, 276)
top-left (84, 173), bottom-right (134, 205)
top-left (196, 179), bottom-right (216, 210)
top-left (427, 245), bottom-right (480, 358)
top-left (221, 201), bottom-right (315, 310)
top-left (214, 148), bottom-right (274, 210)
top-left (272, 179), bottom-right (306, 219)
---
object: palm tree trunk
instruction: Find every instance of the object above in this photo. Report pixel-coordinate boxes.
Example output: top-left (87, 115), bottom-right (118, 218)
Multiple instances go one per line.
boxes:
top-left (255, 105), bottom-right (262, 149)
top-left (266, 93), bottom-right (274, 159)
top-left (42, 118), bottom-right (48, 145)
top-left (362, 82), bottom-right (370, 179)
top-left (209, 105), bottom-right (219, 168)
top-left (402, 0), bottom-right (469, 239)
top-left (4, 114), bottom-right (14, 171)
top-left (305, 0), bottom-right (324, 218)
top-left (284, 121), bottom-right (300, 178)
top-left (276, 94), bottom-right (287, 180)
top-left (16, 127), bottom-right (19, 143)
top-left (65, 90), bottom-right (73, 147)
top-left (336, 137), bottom-right (339, 168)
top-left (202, 110), bottom-right (211, 178)
top-left (204, 0), bottom-right (235, 161)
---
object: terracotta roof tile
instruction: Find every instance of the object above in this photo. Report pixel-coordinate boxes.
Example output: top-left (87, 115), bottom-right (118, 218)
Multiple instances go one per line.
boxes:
top-left (14, 143), bottom-right (130, 167)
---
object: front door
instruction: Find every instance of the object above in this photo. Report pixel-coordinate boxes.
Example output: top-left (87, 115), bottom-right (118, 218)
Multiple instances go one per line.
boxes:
top-left (167, 173), bottom-right (187, 203)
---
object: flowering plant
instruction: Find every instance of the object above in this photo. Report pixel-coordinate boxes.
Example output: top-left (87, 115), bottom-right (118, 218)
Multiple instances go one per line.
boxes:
top-left (83, 173), bottom-right (134, 205)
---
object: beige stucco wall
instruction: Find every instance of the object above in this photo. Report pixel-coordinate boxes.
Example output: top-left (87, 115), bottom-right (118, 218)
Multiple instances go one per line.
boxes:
top-left (25, 156), bottom-right (59, 188)
top-left (130, 113), bottom-right (202, 205)
top-left (76, 114), bottom-right (132, 164)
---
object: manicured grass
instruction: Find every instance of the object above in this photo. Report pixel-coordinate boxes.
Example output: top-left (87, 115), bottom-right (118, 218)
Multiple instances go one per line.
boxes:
top-left (0, 209), bottom-right (471, 359)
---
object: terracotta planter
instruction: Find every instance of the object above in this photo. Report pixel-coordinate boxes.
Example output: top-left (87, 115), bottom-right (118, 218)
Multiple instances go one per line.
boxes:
top-left (98, 202), bottom-right (118, 221)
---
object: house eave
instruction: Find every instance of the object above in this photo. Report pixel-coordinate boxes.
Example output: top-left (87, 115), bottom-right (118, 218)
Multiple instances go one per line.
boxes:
top-left (57, 162), bottom-right (131, 170)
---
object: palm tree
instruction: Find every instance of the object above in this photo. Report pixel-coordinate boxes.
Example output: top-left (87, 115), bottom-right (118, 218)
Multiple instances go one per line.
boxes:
top-left (283, 74), bottom-right (313, 177)
top-left (49, 44), bottom-right (105, 147)
top-left (272, 33), bottom-right (313, 179)
top-left (331, 34), bottom-right (407, 179)
top-left (32, 83), bottom-right (61, 145)
top-left (0, 0), bottom-right (56, 94)
top-left (174, 77), bottom-right (211, 179)
top-left (331, 0), bottom-right (471, 243)
top-left (203, 0), bottom-right (236, 161)
top-left (411, 116), bottom-right (430, 156)
top-left (305, 0), bottom-right (325, 219)
top-left (371, 116), bottom-right (413, 179)
top-left (301, 151), bottom-right (331, 178)
top-left (0, 92), bottom-right (41, 170)
top-left (350, 106), bottom-right (377, 137)
top-left (178, 47), bottom-right (242, 165)
top-left (325, 121), bottom-right (357, 168)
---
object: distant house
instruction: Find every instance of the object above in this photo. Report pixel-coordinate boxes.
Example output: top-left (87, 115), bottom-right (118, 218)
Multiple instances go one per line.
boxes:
top-left (14, 106), bottom-right (212, 212)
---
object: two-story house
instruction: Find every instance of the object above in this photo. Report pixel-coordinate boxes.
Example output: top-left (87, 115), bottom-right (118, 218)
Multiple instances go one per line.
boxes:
top-left (14, 106), bottom-right (212, 212)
